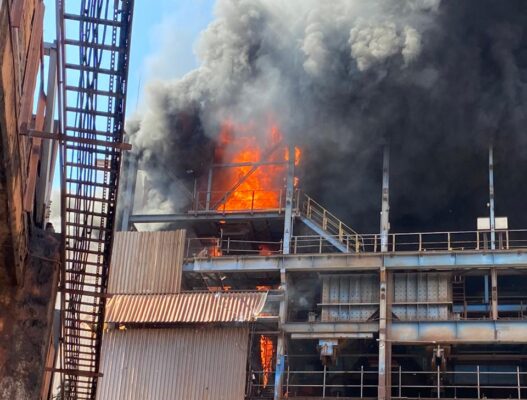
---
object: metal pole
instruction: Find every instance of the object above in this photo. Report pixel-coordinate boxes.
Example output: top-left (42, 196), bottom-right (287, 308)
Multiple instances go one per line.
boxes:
top-left (380, 144), bottom-right (390, 252)
top-left (274, 269), bottom-right (288, 400)
top-left (489, 145), bottom-right (496, 250)
top-left (282, 145), bottom-right (295, 254)
top-left (378, 268), bottom-right (392, 400)
top-left (286, 365), bottom-right (290, 396)
top-left (119, 147), bottom-right (138, 231)
top-left (437, 366), bottom-right (440, 398)
top-left (323, 364), bottom-right (327, 398)
top-left (206, 167), bottom-right (213, 210)
top-left (491, 268), bottom-right (498, 320)
top-left (477, 365), bottom-right (480, 399)
top-left (361, 365), bottom-right (364, 398)
top-left (398, 366), bottom-right (402, 398)
top-left (517, 366), bottom-right (521, 400)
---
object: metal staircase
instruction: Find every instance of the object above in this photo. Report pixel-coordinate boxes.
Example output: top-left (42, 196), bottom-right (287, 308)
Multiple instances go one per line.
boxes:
top-left (56, 0), bottom-right (134, 398)
top-left (299, 194), bottom-right (362, 253)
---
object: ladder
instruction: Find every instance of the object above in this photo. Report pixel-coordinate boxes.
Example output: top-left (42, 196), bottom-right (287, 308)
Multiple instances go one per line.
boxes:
top-left (299, 193), bottom-right (362, 253)
top-left (56, 1), bottom-right (134, 398)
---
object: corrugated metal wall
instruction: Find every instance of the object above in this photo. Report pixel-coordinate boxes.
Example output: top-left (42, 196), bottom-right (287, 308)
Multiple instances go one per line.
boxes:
top-left (96, 327), bottom-right (249, 400)
top-left (109, 230), bottom-right (186, 294)
top-left (105, 292), bottom-right (267, 323)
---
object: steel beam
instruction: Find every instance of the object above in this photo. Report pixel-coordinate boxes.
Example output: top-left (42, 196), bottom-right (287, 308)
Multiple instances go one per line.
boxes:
top-left (489, 145), bottom-right (496, 250)
top-left (282, 322), bottom-right (378, 334)
top-left (378, 268), bottom-right (392, 400)
top-left (183, 250), bottom-right (527, 273)
top-left (282, 145), bottom-right (295, 254)
top-left (118, 146), bottom-right (137, 231)
top-left (390, 320), bottom-right (527, 344)
top-left (274, 269), bottom-right (288, 400)
top-left (130, 211), bottom-right (285, 224)
top-left (380, 144), bottom-right (390, 252)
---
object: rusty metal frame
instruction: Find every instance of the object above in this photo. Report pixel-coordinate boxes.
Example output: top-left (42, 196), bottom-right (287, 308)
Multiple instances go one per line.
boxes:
top-left (55, 0), bottom-right (134, 398)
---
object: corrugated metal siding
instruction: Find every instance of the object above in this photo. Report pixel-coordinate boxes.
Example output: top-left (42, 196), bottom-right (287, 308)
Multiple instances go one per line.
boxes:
top-left (96, 327), bottom-right (249, 400)
top-left (108, 230), bottom-right (186, 294)
top-left (105, 291), bottom-right (267, 324)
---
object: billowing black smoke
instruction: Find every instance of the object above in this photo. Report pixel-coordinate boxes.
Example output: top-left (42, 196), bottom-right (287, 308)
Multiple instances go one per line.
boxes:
top-left (129, 0), bottom-right (527, 233)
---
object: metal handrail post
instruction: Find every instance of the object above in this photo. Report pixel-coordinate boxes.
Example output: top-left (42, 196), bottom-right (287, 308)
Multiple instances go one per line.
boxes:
top-left (399, 366), bottom-right (402, 398)
top-left (437, 366), bottom-right (441, 398)
top-left (361, 365), bottom-right (364, 398)
top-left (517, 366), bottom-right (521, 400)
top-left (322, 365), bottom-right (327, 398)
top-left (477, 365), bottom-right (480, 399)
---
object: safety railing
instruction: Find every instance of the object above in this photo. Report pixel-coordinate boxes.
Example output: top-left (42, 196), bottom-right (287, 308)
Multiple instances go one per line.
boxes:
top-left (185, 237), bottom-right (283, 258)
top-left (189, 189), bottom-right (301, 214)
top-left (392, 366), bottom-right (527, 399)
top-left (302, 193), bottom-right (362, 245)
top-left (184, 229), bottom-right (527, 259)
top-left (248, 366), bottom-right (527, 399)
top-left (292, 229), bottom-right (527, 254)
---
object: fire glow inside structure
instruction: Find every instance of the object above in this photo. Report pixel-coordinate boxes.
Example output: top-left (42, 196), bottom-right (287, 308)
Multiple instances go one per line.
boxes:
top-left (98, 118), bottom-right (527, 400)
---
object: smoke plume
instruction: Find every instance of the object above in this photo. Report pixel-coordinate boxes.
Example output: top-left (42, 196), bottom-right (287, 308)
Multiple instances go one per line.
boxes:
top-left (129, 0), bottom-right (527, 232)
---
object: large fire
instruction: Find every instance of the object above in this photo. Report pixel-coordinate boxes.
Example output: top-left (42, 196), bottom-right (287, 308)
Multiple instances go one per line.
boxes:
top-left (212, 120), bottom-right (300, 211)
top-left (259, 335), bottom-right (274, 388)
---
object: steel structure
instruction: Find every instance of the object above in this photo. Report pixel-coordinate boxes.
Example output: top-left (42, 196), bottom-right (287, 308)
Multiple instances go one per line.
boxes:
top-left (55, 0), bottom-right (134, 398)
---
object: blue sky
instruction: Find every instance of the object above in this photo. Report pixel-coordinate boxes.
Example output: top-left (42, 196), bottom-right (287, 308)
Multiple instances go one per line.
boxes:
top-left (43, 0), bottom-right (216, 193)
top-left (43, 0), bottom-right (216, 116)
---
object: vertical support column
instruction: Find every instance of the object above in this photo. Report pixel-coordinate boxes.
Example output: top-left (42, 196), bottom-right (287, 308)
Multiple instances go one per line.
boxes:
top-left (378, 268), bottom-right (392, 400)
top-left (274, 268), bottom-right (288, 400)
top-left (206, 166), bottom-right (213, 211)
top-left (35, 42), bottom-right (59, 227)
top-left (491, 268), bottom-right (498, 320)
top-left (489, 145), bottom-right (498, 320)
top-left (489, 145), bottom-right (496, 250)
top-left (283, 145), bottom-right (295, 255)
top-left (380, 144), bottom-right (390, 252)
top-left (119, 148), bottom-right (138, 231)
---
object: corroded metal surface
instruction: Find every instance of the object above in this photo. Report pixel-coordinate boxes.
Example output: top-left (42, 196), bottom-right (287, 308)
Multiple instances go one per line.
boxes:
top-left (105, 291), bottom-right (267, 324)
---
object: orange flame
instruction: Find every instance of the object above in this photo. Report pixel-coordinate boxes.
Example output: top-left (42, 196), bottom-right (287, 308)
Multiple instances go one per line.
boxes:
top-left (212, 121), bottom-right (300, 211)
top-left (260, 335), bottom-right (274, 388)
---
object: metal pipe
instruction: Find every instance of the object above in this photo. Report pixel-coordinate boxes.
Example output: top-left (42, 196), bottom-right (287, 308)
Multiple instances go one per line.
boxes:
top-left (380, 144), bottom-right (390, 252)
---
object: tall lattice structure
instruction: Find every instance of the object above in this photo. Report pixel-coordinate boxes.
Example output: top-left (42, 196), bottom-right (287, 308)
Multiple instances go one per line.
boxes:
top-left (55, 0), bottom-right (134, 398)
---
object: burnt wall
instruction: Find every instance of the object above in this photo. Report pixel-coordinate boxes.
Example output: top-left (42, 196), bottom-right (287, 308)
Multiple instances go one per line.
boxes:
top-left (0, 229), bottom-right (59, 400)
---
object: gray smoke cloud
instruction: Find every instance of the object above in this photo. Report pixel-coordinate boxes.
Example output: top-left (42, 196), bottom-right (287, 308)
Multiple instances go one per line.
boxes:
top-left (129, 0), bottom-right (527, 232)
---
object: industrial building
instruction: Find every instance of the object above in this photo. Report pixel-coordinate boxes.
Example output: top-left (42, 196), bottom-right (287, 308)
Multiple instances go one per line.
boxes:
top-left (92, 124), bottom-right (527, 400)
top-left (2, 1), bottom-right (527, 400)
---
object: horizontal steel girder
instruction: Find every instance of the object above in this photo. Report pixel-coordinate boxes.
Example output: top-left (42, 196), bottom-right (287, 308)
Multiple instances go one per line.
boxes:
top-left (390, 320), bottom-right (527, 344)
top-left (183, 250), bottom-right (527, 273)
top-left (129, 211), bottom-right (285, 224)
top-left (283, 321), bottom-right (527, 344)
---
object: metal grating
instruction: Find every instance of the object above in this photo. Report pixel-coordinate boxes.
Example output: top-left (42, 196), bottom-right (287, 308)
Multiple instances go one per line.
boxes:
top-left (55, 0), bottom-right (134, 398)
